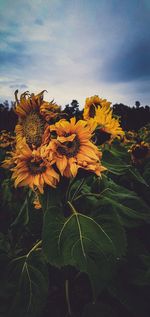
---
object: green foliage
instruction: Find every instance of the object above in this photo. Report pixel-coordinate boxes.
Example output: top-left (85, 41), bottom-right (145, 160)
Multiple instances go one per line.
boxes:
top-left (0, 248), bottom-right (48, 317)
top-left (102, 145), bottom-right (148, 186)
top-left (1, 132), bottom-right (150, 316)
top-left (42, 199), bottom-right (116, 297)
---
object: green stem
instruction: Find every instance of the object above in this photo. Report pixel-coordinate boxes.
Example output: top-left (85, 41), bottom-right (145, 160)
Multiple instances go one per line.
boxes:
top-left (66, 178), bottom-right (74, 201)
top-left (65, 279), bottom-right (72, 316)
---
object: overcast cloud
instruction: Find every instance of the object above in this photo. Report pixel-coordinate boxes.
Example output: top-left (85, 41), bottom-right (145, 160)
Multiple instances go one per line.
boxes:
top-left (0, 0), bottom-right (150, 107)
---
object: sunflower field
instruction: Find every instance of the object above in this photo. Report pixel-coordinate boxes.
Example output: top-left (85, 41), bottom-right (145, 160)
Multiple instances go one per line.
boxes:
top-left (0, 91), bottom-right (150, 317)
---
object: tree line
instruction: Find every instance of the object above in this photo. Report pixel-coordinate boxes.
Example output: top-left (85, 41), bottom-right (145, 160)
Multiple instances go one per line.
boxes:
top-left (0, 99), bottom-right (150, 132)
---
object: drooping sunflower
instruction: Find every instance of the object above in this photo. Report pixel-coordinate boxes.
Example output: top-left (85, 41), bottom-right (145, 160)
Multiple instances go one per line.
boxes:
top-left (11, 142), bottom-right (59, 193)
top-left (90, 106), bottom-right (124, 145)
top-left (0, 130), bottom-right (15, 149)
top-left (83, 95), bottom-right (111, 120)
top-left (40, 100), bottom-right (61, 122)
top-left (47, 117), bottom-right (106, 178)
top-left (14, 90), bottom-right (60, 149)
top-left (128, 141), bottom-right (150, 164)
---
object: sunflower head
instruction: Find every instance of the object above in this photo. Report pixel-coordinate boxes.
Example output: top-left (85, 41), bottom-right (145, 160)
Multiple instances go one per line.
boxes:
top-left (92, 107), bottom-right (124, 144)
top-left (11, 143), bottom-right (59, 193)
top-left (14, 90), bottom-right (54, 149)
top-left (129, 142), bottom-right (150, 163)
top-left (83, 95), bottom-right (111, 120)
top-left (40, 100), bottom-right (61, 122)
top-left (48, 117), bottom-right (106, 178)
top-left (21, 111), bottom-right (45, 148)
top-left (14, 90), bottom-right (46, 118)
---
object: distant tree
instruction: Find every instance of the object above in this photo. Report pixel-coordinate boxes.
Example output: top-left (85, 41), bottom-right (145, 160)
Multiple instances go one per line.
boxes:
top-left (62, 100), bottom-right (82, 120)
top-left (0, 101), bottom-right (17, 131)
top-left (113, 102), bottom-right (150, 131)
top-left (135, 101), bottom-right (140, 109)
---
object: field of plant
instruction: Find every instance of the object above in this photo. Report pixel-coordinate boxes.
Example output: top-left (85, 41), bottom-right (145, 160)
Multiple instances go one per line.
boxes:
top-left (0, 92), bottom-right (150, 317)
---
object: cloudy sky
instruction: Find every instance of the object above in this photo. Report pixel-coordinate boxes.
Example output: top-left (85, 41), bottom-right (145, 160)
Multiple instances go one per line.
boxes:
top-left (0, 0), bottom-right (150, 107)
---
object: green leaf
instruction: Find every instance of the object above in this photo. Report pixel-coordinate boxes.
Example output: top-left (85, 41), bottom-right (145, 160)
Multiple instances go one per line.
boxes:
top-left (42, 202), bottom-right (116, 297)
top-left (127, 167), bottom-right (149, 187)
top-left (99, 178), bottom-right (150, 227)
top-left (69, 183), bottom-right (127, 258)
top-left (5, 249), bottom-right (48, 317)
top-left (102, 150), bottom-right (130, 175)
top-left (93, 203), bottom-right (127, 258)
top-left (102, 149), bottom-right (148, 186)
top-left (108, 142), bottom-right (130, 161)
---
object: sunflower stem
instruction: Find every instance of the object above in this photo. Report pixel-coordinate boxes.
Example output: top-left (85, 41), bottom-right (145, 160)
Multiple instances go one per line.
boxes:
top-left (65, 279), bottom-right (72, 316)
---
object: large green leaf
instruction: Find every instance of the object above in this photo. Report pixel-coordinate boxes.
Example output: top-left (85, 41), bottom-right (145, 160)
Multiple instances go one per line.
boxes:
top-left (93, 203), bottom-right (127, 258)
top-left (43, 202), bottom-right (116, 297)
top-left (70, 175), bottom-right (150, 228)
top-left (102, 149), bottom-right (148, 186)
top-left (102, 150), bottom-right (130, 175)
top-left (98, 178), bottom-right (150, 227)
top-left (4, 248), bottom-right (48, 317)
top-left (108, 142), bottom-right (130, 161)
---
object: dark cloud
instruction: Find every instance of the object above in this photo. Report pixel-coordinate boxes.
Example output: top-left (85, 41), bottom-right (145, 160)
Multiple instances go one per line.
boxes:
top-left (102, 40), bottom-right (150, 82)
top-left (0, 51), bottom-right (31, 68)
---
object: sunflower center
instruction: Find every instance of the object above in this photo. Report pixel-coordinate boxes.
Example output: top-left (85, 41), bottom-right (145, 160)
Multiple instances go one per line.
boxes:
top-left (93, 128), bottom-right (111, 145)
top-left (27, 158), bottom-right (46, 175)
top-left (132, 145), bottom-right (149, 159)
top-left (57, 135), bottom-right (80, 157)
top-left (89, 103), bottom-right (100, 118)
top-left (22, 111), bottom-right (45, 148)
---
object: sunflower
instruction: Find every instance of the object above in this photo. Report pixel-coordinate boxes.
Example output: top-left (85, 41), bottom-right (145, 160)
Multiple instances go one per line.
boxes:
top-left (83, 95), bottom-right (111, 120)
top-left (91, 106), bottom-right (124, 145)
top-left (122, 131), bottom-right (139, 144)
top-left (40, 100), bottom-right (61, 122)
top-left (11, 142), bottom-right (59, 193)
top-left (14, 90), bottom-right (60, 149)
top-left (47, 117), bottom-right (106, 178)
top-left (129, 141), bottom-right (150, 164)
top-left (0, 130), bottom-right (15, 149)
